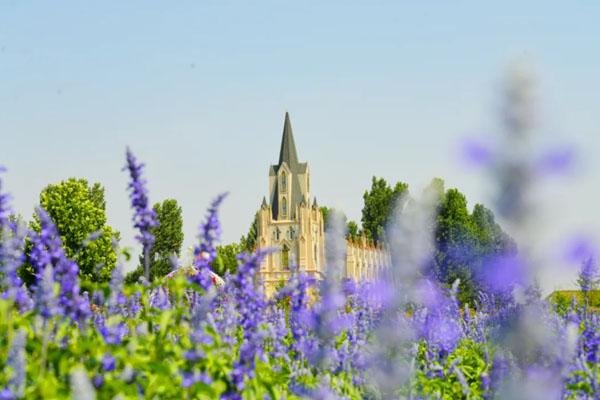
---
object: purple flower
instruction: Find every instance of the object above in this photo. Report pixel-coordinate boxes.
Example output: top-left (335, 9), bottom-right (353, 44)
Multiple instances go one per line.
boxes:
top-left (275, 267), bottom-right (316, 362)
top-left (310, 280), bottom-right (348, 371)
top-left (0, 166), bottom-right (10, 228)
top-left (108, 261), bottom-right (126, 315)
top-left (92, 375), bottom-right (104, 389)
top-left (190, 193), bottom-right (227, 291)
top-left (580, 315), bottom-right (600, 364)
top-left (29, 208), bottom-right (90, 324)
top-left (564, 236), bottom-right (597, 264)
top-left (33, 265), bottom-right (57, 319)
top-left (95, 314), bottom-right (129, 345)
top-left (0, 388), bottom-right (14, 400)
top-left (0, 169), bottom-right (32, 311)
top-left (535, 146), bottom-right (575, 176)
top-left (0, 222), bottom-right (32, 312)
top-left (212, 285), bottom-right (238, 346)
top-left (412, 280), bottom-right (464, 356)
top-left (224, 249), bottom-right (271, 394)
top-left (149, 286), bottom-right (171, 310)
top-left (127, 291), bottom-right (142, 317)
top-left (6, 329), bottom-right (26, 398)
top-left (101, 354), bottom-right (116, 372)
top-left (461, 138), bottom-right (494, 167)
top-left (578, 257), bottom-right (597, 295)
top-left (181, 371), bottom-right (211, 388)
top-left (124, 148), bottom-right (158, 281)
top-left (477, 254), bottom-right (527, 298)
top-left (184, 349), bottom-right (205, 362)
top-left (264, 305), bottom-right (289, 362)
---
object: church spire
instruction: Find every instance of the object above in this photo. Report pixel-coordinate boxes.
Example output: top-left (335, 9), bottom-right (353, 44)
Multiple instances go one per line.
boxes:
top-left (278, 112), bottom-right (299, 166)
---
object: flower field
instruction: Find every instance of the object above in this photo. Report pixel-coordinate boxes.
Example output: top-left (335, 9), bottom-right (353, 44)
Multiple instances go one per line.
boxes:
top-left (1, 77), bottom-right (599, 399)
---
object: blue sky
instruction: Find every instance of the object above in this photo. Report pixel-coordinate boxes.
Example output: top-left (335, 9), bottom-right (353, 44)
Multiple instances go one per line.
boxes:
top-left (1, 1), bottom-right (599, 290)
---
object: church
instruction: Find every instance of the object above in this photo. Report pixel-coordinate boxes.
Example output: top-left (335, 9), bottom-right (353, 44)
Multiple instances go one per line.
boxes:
top-left (256, 113), bottom-right (390, 296)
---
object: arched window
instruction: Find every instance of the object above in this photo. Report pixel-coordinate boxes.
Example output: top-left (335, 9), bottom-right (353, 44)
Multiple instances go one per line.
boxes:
top-left (282, 244), bottom-right (290, 269)
top-left (281, 172), bottom-right (287, 191)
top-left (282, 197), bottom-right (287, 217)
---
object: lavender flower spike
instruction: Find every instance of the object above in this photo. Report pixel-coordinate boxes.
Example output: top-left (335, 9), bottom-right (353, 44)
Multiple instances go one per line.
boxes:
top-left (0, 166), bottom-right (10, 228)
top-left (123, 148), bottom-right (158, 282)
top-left (29, 208), bottom-right (90, 324)
top-left (0, 167), bottom-right (32, 311)
top-left (190, 193), bottom-right (227, 291)
top-left (6, 329), bottom-right (26, 398)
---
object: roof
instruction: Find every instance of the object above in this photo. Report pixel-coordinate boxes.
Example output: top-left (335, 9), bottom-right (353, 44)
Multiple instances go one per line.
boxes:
top-left (278, 112), bottom-right (299, 166)
top-left (269, 112), bottom-right (308, 220)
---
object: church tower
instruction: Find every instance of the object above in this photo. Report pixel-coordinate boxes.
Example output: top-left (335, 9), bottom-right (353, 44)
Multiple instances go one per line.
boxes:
top-left (256, 112), bottom-right (325, 296)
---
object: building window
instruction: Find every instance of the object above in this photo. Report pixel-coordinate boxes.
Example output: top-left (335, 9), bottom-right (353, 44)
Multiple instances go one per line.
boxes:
top-left (313, 243), bottom-right (317, 262)
top-left (281, 172), bottom-right (287, 191)
top-left (282, 197), bottom-right (287, 217)
top-left (282, 244), bottom-right (290, 269)
top-left (289, 227), bottom-right (295, 240)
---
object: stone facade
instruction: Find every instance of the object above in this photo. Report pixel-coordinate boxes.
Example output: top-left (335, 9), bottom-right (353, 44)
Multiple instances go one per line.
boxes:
top-left (256, 113), bottom-right (389, 296)
top-left (345, 238), bottom-right (390, 282)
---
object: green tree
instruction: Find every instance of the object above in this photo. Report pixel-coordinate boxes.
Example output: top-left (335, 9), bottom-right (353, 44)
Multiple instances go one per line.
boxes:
top-left (32, 178), bottom-right (118, 283)
top-left (149, 199), bottom-right (184, 280)
top-left (128, 199), bottom-right (184, 283)
top-left (471, 203), bottom-right (516, 255)
top-left (240, 213), bottom-right (258, 252)
top-left (213, 243), bottom-right (241, 276)
top-left (361, 177), bottom-right (409, 243)
top-left (320, 206), bottom-right (331, 229)
top-left (433, 189), bottom-right (480, 304)
top-left (346, 221), bottom-right (361, 241)
top-left (320, 206), bottom-right (361, 241)
top-left (430, 187), bottom-right (515, 306)
top-left (423, 178), bottom-right (445, 207)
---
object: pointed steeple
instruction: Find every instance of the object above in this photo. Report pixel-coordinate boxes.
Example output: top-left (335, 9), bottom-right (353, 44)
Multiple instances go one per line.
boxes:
top-left (278, 112), bottom-right (299, 166)
top-left (261, 196), bottom-right (268, 208)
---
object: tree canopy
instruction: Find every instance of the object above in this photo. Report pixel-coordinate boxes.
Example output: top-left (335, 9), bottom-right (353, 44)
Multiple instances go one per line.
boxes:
top-left (126, 199), bottom-right (184, 283)
top-left (426, 182), bottom-right (516, 305)
top-left (212, 243), bottom-right (242, 277)
top-left (319, 206), bottom-right (361, 242)
top-left (30, 178), bottom-right (119, 283)
top-left (361, 177), bottom-right (409, 243)
top-left (354, 176), bottom-right (515, 306)
top-left (240, 213), bottom-right (258, 253)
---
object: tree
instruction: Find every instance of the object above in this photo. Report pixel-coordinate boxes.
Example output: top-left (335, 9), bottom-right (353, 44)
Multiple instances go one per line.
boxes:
top-left (423, 178), bottom-right (445, 208)
top-left (471, 203), bottom-right (516, 255)
top-left (149, 199), bottom-right (184, 280)
top-left (212, 243), bottom-right (242, 276)
top-left (320, 206), bottom-right (361, 241)
top-left (346, 221), bottom-right (361, 241)
top-left (128, 199), bottom-right (184, 283)
top-left (240, 213), bottom-right (258, 252)
top-left (361, 177), bottom-right (409, 243)
top-left (577, 257), bottom-right (598, 314)
top-left (429, 187), bottom-right (515, 306)
top-left (433, 189), bottom-right (480, 304)
top-left (32, 178), bottom-right (118, 283)
top-left (320, 207), bottom-right (331, 229)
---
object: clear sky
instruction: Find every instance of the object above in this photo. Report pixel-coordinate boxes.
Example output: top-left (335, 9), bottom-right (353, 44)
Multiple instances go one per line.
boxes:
top-left (1, 1), bottom-right (599, 291)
